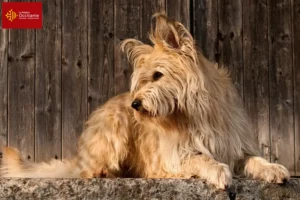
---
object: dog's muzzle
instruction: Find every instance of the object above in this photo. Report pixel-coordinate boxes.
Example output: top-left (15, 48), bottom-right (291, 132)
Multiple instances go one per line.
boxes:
top-left (131, 99), bottom-right (142, 111)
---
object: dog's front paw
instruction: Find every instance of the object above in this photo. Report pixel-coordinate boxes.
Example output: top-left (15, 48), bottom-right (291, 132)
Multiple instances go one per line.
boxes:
top-left (207, 163), bottom-right (232, 190)
top-left (259, 163), bottom-right (290, 184)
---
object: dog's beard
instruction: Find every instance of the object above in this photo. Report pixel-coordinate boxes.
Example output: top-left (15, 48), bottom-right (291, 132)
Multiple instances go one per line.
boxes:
top-left (136, 87), bottom-right (178, 117)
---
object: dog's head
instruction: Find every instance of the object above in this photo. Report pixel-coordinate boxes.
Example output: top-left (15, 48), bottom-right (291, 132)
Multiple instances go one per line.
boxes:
top-left (121, 13), bottom-right (205, 117)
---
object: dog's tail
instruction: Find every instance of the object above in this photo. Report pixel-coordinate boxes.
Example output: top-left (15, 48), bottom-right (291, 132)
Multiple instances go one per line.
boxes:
top-left (0, 147), bottom-right (80, 178)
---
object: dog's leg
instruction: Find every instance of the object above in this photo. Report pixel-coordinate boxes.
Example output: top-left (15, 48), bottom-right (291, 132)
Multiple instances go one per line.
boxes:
top-left (243, 156), bottom-right (290, 183)
top-left (182, 154), bottom-right (232, 189)
top-left (77, 124), bottom-right (129, 178)
top-left (76, 105), bottom-right (131, 178)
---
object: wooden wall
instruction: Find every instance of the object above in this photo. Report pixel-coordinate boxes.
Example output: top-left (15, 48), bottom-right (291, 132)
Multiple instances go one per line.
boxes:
top-left (0, 0), bottom-right (299, 176)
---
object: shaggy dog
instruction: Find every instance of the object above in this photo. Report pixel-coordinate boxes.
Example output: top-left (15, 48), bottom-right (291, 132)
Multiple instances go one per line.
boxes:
top-left (1, 13), bottom-right (289, 189)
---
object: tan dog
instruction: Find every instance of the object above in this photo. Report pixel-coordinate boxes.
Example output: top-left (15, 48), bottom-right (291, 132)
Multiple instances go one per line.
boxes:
top-left (0, 13), bottom-right (289, 189)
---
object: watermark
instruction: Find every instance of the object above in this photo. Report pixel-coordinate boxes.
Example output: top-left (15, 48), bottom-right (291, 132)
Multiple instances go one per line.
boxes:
top-left (2, 2), bottom-right (42, 29)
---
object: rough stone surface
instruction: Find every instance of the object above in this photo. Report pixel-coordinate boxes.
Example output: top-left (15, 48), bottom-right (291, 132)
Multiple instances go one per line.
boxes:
top-left (0, 178), bottom-right (299, 200)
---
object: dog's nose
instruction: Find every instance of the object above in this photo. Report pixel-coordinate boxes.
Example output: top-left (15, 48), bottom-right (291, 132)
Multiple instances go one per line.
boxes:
top-left (131, 99), bottom-right (142, 110)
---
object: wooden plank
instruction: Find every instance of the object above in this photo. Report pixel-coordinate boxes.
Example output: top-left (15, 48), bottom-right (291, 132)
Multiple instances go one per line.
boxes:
top-left (62, 0), bottom-right (88, 159)
top-left (35, 0), bottom-right (62, 162)
top-left (166, 0), bottom-right (190, 30)
top-left (243, 0), bottom-right (270, 161)
top-left (218, 0), bottom-right (243, 98)
top-left (88, 0), bottom-right (114, 113)
top-left (293, 0), bottom-right (300, 175)
top-left (114, 0), bottom-right (141, 94)
top-left (0, 0), bottom-right (8, 151)
top-left (269, 0), bottom-right (294, 175)
top-left (7, 1), bottom-right (35, 161)
top-left (141, 0), bottom-right (166, 44)
top-left (193, 0), bottom-right (218, 62)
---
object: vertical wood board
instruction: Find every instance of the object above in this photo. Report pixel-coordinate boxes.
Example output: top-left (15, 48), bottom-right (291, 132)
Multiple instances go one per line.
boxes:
top-left (35, 0), bottom-right (62, 162)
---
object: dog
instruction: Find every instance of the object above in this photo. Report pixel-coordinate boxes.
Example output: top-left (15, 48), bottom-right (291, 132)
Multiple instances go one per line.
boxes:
top-left (0, 13), bottom-right (289, 189)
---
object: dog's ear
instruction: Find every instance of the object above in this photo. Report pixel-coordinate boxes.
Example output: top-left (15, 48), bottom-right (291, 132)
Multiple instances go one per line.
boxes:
top-left (120, 39), bottom-right (143, 57)
top-left (151, 13), bottom-right (180, 48)
top-left (120, 39), bottom-right (153, 67)
top-left (150, 13), bottom-right (194, 51)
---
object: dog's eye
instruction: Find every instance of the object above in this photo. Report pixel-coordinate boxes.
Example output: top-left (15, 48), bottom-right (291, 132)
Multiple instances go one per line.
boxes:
top-left (153, 71), bottom-right (163, 81)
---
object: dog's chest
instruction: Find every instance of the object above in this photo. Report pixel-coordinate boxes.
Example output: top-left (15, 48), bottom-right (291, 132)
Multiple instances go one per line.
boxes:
top-left (131, 122), bottom-right (183, 175)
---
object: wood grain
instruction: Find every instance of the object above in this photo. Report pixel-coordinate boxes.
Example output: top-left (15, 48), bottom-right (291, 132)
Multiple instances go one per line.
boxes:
top-left (243, 0), bottom-right (270, 160)
top-left (141, 0), bottom-right (166, 44)
top-left (269, 0), bottom-right (294, 175)
top-left (293, 0), bottom-right (300, 175)
top-left (88, 0), bottom-right (115, 113)
top-left (114, 0), bottom-right (141, 95)
top-left (166, 0), bottom-right (190, 30)
top-left (218, 0), bottom-right (244, 98)
top-left (35, 0), bottom-right (62, 162)
top-left (8, 2), bottom-right (35, 161)
top-left (62, 0), bottom-right (88, 159)
top-left (0, 0), bottom-right (8, 151)
top-left (193, 0), bottom-right (218, 62)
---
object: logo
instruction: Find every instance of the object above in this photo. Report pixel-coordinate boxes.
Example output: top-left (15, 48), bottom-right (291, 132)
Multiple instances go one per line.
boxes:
top-left (5, 9), bottom-right (18, 22)
top-left (2, 2), bottom-right (42, 29)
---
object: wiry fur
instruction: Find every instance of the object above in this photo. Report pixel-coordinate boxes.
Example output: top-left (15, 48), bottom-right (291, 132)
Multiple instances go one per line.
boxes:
top-left (1, 13), bottom-right (289, 189)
